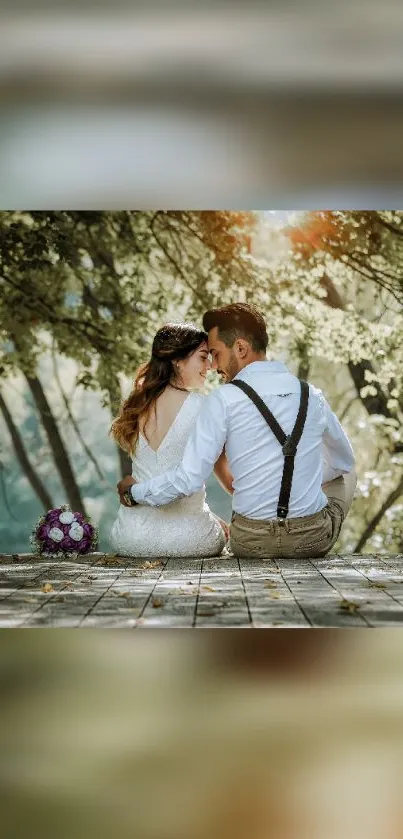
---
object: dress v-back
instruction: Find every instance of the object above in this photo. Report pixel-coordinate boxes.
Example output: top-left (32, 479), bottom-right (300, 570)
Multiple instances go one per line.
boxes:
top-left (110, 392), bottom-right (225, 557)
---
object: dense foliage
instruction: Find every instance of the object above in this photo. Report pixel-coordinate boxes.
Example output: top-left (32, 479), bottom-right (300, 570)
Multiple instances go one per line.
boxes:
top-left (0, 211), bottom-right (401, 553)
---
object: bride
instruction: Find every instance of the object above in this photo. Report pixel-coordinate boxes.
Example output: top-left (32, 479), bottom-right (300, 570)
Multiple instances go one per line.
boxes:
top-left (109, 322), bottom-right (232, 557)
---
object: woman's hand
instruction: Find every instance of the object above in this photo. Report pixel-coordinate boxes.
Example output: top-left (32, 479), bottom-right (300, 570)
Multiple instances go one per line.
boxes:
top-left (217, 517), bottom-right (230, 541)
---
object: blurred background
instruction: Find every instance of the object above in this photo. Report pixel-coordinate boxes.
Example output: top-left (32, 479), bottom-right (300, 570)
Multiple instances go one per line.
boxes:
top-left (0, 209), bottom-right (402, 555)
top-left (1, 1), bottom-right (403, 207)
top-left (1, 628), bottom-right (403, 839)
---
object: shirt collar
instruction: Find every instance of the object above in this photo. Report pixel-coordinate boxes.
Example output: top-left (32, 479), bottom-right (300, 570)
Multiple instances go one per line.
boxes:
top-left (234, 360), bottom-right (289, 381)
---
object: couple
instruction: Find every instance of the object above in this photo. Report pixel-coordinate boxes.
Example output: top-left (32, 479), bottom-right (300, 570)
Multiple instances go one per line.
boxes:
top-left (110, 303), bottom-right (356, 559)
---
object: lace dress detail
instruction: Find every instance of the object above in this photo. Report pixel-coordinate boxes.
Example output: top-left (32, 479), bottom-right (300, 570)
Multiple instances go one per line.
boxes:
top-left (110, 393), bottom-right (226, 557)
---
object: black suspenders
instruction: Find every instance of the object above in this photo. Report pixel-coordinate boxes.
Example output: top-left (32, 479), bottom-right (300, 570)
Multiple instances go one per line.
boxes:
top-left (230, 380), bottom-right (309, 519)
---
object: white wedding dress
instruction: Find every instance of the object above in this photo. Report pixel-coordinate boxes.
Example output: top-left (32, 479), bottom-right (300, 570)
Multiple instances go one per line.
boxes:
top-left (110, 392), bottom-right (226, 557)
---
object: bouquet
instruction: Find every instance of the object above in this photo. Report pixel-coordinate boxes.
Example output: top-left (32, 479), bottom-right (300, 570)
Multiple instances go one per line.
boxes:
top-left (31, 505), bottom-right (98, 558)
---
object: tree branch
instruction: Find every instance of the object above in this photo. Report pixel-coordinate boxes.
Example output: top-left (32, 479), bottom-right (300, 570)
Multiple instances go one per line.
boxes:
top-left (51, 345), bottom-right (110, 486)
top-left (150, 214), bottom-right (211, 308)
top-left (353, 475), bottom-right (403, 553)
top-left (375, 217), bottom-right (403, 239)
top-left (0, 390), bottom-right (54, 510)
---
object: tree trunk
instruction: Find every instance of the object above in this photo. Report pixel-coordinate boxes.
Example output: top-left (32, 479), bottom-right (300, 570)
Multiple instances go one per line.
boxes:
top-left (25, 374), bottom-right (87, 514)
top-left (0, 390), bottom-right (54, 510)
top-left (296, 342), bottom-right (310, 380)
top-left (106, 384), bottom-right (132, 479)
top-left (347, 359), bottom-right (393, 419)
top-left (353, 475), bottom-right (403, 553)
top-left (51, 348), bottom-right (108, 485)
top-left (321, 273), bottom-right (402, 449)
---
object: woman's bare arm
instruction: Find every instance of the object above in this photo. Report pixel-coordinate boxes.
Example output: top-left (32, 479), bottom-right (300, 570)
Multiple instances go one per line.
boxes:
top-left (213, 449), bottom-right (234, 495)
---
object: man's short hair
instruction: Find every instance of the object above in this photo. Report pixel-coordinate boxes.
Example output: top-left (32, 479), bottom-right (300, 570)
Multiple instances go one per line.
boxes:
top-left (202, 303), bottom-right (268, 353)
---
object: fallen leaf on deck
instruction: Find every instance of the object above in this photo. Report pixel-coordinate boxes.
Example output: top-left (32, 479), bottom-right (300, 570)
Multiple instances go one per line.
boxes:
top-left (151, 597), bottom-right (164, 608)
top-left (95, 555), bottom-right (126, 566)
top-left (141, 560), bottom-right (163, 569)
top-left (264, 581), bottom-right (277, 589)
top-left (368, 582), bottom-right (387, 589)
top-left (41, 583), bottom-right (54, 593)
top-left (198, 610), bottom-right (215, 617)
top-left (339, 599), bottom-right (360, 614)
top-left (201, 585), bottom-right (216, 592)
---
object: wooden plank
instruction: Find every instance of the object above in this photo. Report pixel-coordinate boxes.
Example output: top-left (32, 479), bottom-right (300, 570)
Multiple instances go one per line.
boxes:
top-left (340, 557), bottom-right (403, 625)
top-left (0, 568), bottom-right (50, 601)
top-left (80, 579), bottom-right (153, 627)
top-left (1, 552), bottom-right (403, 627)
top-left (276, 558), bottom-right (369, 627)
top-left (238, 558), bottom-right (310, 627)
top-left (0, 551), bottom-right (106, 567)
top-left (20, 567), bottom-right (121, 627)
top-left (138, 558), bottom-right (202, 627)
top-left (349, 556), bottom-right (403, 594)
top-left (0, 570), bottom-right (91, 627)
top-left (312, 557), bottom-right (403, 627)
top-left (80, 558), bottom-right (166, 627)
top-left (195, 557), bottom-right (251, 627)
top-left (0, 555), bottom-right (112, 627)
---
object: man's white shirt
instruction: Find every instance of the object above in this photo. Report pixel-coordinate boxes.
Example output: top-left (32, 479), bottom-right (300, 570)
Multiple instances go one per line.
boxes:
top-left (131, 360), bottom-right (355, 519)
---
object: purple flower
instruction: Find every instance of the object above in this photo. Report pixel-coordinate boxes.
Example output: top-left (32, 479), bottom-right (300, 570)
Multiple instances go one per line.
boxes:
top-left (43, 538), bottom-right (59, 553)
top-left (60, 535), bottom-right (76, 551)
top-left (74, 512), bottom-right (85, 524)
top-left (45, 509), bottom-right (62, 525)
top-left (77, 538), bottom-right (91, 553)
top-left (82, 523), bottom-right (93, 538)
top-left (37, 524), bottom-right (49, 541)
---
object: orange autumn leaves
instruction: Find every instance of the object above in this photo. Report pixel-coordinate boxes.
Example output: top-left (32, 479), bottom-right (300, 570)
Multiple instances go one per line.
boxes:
top-left (285, 211), bottom-right (354, 263)
top-left (187, 211), bottom-right (257, 265)
top-left (284, 211), bottom-right (387, 267)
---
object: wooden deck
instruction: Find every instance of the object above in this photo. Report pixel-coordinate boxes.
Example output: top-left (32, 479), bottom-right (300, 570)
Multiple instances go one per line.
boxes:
top-left (1, 551), bottom-right (403, 627)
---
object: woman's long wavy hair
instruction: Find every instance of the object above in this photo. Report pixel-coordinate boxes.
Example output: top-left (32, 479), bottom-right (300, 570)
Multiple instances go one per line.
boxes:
top-left (110, 323), bottom-right (208, 454)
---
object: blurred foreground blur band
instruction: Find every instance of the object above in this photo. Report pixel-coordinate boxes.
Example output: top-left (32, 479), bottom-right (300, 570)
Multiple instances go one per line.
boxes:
top-left (1, 1), bottom-right (403, 206)
top-left (1, 630), bottom-right (403, 839)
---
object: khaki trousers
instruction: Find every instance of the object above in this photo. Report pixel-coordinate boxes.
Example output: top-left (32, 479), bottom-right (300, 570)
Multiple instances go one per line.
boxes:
top-left (229, 471), bottom-right (357, 559)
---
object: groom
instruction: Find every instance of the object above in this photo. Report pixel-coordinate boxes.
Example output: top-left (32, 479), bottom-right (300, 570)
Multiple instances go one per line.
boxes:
top-left (117, 303), bottom-right (356, 558)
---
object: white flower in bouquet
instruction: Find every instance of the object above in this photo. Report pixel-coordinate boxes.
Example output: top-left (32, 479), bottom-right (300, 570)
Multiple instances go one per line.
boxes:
top-left (48, 527), bottom-right (64, 543)
top-left (59, 511), bottom-right (75, 525)
top-left (69, 522), bottom-right (84, 542)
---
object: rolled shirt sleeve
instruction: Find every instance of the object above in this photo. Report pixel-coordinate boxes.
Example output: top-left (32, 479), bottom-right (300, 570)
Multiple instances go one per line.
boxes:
top-left (322, 397), bottom-right (355, 482)
top-left (131, 389), bottom-right (228, 506)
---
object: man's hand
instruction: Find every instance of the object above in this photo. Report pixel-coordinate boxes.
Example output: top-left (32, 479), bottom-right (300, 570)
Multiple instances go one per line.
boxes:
top-left (117, 475), bottom-right (137, 506)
